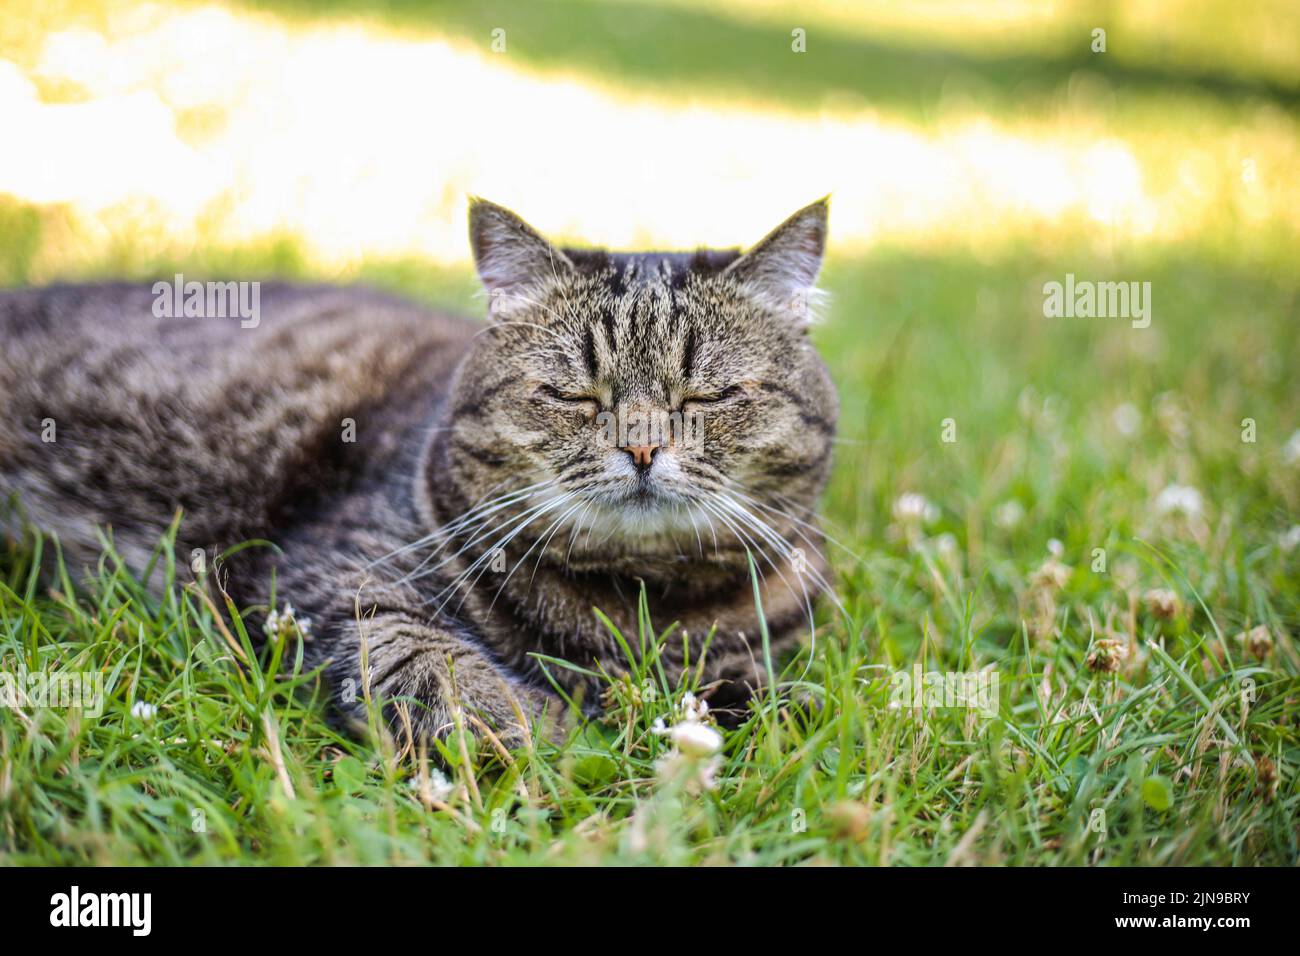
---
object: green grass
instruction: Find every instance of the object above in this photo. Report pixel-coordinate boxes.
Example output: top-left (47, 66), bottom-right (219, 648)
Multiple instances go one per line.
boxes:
top-left (2, 241), bottom-right (1296, 866)
top-left (0, 0), bottom-right (1297, 866)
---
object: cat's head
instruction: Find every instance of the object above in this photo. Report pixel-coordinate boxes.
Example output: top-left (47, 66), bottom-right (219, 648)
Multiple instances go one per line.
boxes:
top-left (441, 198), bottom-right (838, 572)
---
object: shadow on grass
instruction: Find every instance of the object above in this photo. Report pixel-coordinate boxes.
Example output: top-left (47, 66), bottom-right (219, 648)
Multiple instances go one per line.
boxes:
top-left (238, 0), bottom-right (1300, 114)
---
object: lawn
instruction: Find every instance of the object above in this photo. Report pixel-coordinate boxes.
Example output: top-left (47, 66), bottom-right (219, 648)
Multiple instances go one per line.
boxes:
top-left (0, 0), bottom-right (1297, 865)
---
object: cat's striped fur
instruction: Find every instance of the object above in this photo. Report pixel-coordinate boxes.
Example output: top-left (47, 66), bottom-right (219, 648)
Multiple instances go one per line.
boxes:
top-left (0, 199), bottom-right (837, 743)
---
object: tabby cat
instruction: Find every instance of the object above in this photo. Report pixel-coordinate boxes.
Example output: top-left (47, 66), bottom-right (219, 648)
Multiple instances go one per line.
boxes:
top-left (0, 199), bottom-right (838, 744)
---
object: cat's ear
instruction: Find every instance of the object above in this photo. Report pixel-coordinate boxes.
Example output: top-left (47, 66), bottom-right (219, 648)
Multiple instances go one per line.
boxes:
top-left (468, 198), bottom-right (573, 308)
top-left (724, 197), bottom-right (828, 321)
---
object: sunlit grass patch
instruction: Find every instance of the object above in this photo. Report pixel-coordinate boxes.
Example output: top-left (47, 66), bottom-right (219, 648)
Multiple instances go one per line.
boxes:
top-left (2, 0), bottom-right (1298, 280)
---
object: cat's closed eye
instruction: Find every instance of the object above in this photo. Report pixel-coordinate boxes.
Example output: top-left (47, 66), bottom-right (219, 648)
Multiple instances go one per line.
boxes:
top-left (534, 383), bottom-right (599, 410)
top-left (684, 384), bottom-right (746, 406)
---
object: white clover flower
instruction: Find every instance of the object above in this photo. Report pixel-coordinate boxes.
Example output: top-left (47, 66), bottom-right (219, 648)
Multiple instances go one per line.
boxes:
top-left (993, 501), bottom-right (1025, 529)
top-left (131, 701), bottom-right (157, 722)
top-left (666, 720), bottom-right (723, 758)
top-left (654, 749), bottom-right (721, 793)
top-left (1112, 403), bottom-right (1141, 437)
top-left (1235, 625), bottom-right (1273, 662)
top-left (693, 755), bottom-right (720, 792)
top-left (893, 493), bottom-right (938, 525)
top-left (1086, 638), bottom-right (1129, 674)
top-left (408, 769), bottom-right (454, 804)
top-left (1047, 538), bottom-right (1064, 558)
top-left (427, 769), bottom-right (453, 803)
top-left (1283, 430), bottom-right (1300, 465)
top-left (1154, 484), bottom-right (1203, 519)
top-left (678, 691), bottom-right (709, 723)
top-left (1142, 588), bottom-right (1181, 619)
top-left (264, 601), bottom-right (312, 642)
top-left (1153, 392), bottom-right (1189, 439)
top-left (652, 693), bottom-right (721, 756)
top-left (1029, 556), bottom-right (1071, 591)
top-left (1281, 525), bottom-right (1300, 553)
top-left (652, 691), bottom-right (723, 791)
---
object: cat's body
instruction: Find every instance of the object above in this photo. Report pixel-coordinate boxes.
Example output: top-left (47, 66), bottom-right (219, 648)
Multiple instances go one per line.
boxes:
top-left (0, 200), bottom-right (837, 742)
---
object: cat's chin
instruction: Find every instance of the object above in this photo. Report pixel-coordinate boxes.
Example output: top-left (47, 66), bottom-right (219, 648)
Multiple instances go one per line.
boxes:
top-left (580, 490), bottom-right (715, 543)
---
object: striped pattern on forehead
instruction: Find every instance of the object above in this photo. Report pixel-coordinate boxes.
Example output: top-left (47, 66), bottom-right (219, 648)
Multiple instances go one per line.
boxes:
top-left (562, 249), bottom-right (741, 364)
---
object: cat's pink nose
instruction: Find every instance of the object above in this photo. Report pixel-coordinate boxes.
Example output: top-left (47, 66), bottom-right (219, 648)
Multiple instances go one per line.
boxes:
top-left (625, 444), bottom-right (659, 471)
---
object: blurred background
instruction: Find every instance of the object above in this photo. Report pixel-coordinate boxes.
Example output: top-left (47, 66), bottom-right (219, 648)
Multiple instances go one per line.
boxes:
top-left (1, 0), bottom-right (1297, 596)
top-left (2, 0), bottom-right (1297, 277)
